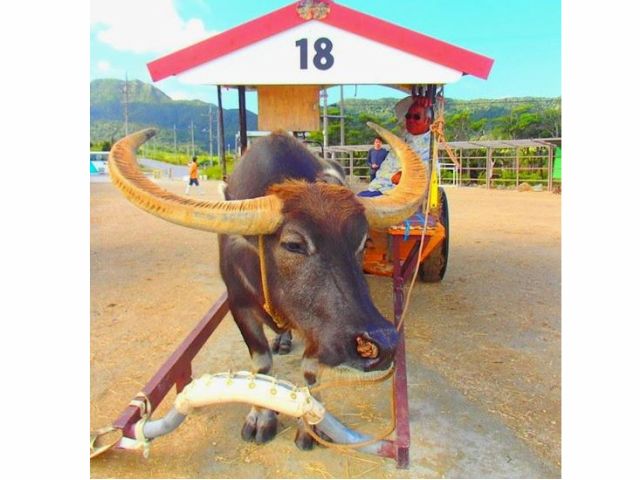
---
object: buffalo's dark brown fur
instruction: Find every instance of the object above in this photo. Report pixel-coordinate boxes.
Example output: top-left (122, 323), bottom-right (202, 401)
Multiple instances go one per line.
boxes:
top-left (218, 133), bottom-right (398, 450)
top-left (269, 180), bottom-right (365, 231)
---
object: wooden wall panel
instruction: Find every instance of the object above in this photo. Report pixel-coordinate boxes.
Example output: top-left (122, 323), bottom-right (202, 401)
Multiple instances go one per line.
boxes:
top-left (257, 85), bottom-right (320, 132)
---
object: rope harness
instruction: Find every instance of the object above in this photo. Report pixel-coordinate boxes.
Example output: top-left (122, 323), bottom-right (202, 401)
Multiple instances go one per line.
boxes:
top-left (254, 109), bottom-right (453, 447)
top-left (395, 95), bottom-right (449, 333)
top-left (303, 366), bottom-right (398, 450)
top-left (430, 93), bottom-right (460, 170)
top-left (90, 392), bottom-right (152, 459)
top-left (258, 235), bottom-right (290, 330)
top-left (257, 234), bottom-right (398, 449)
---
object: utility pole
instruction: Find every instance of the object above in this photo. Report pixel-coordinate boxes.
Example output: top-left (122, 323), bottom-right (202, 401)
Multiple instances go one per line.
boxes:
top-left (123, 73), bottom-right (129, 135)
top-left (190, 120), bottom-right (195, 157)
top-left (208, 105), bottom-right (213, 162)
top-left (201, 106), bottom-right (213, 164)
top-left (217, 86), bottom-right (227, 180)
top-left (173, 124), bottom-right (177, 154)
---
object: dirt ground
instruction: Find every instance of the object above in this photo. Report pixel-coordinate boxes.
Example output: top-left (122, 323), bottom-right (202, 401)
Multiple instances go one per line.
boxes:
top-left (90, 178), bottom-right (561, 478)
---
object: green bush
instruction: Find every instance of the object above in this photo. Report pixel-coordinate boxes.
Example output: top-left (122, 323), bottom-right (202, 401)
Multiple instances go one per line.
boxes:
top-left (202, 156), bottom-right (235, 180)
top-left (440, 169), bottom-right (454, 180)
top-left (486, 168), bottom-right (548, 187)
top-left (143, 149), bottom-right (190, 166)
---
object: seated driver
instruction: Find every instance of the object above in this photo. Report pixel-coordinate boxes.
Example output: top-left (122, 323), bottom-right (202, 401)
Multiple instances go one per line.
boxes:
top-left (358, 95), bottom-right (433, 197)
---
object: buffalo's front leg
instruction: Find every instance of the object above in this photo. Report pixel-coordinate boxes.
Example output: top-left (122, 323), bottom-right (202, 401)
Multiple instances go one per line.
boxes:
top-left (271, 329), bottom-right (292, 355)
top-left (294, 356), bottom-right (330, 450)
top-left (231, 304), bottom-right (279, 444)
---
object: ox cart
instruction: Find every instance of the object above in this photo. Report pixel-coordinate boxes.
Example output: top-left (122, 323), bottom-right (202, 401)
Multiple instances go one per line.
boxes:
top-left (361, 85), bottom-right (451, 285)
top-left (91, 0), bottom-right (493, 470)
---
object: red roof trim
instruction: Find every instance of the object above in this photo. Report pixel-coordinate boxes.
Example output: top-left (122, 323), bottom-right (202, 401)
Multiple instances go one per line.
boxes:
top-left (324, 3), bottom-right (493, 79)
top-left (148, 2), bottom-right (304, 82)
top-left (147, 0), bottom-right (493, 82)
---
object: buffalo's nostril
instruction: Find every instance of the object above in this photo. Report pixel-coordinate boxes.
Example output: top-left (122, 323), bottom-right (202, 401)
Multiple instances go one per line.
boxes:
top-left (355, 335), bottom-right (379, 359)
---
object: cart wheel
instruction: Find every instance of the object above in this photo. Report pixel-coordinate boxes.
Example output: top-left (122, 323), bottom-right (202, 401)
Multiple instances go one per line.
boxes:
top-left (419, 187), bottom-right (449, 282)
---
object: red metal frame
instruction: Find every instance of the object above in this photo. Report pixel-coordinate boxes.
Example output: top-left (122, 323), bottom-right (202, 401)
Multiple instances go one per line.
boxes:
top-left (113, 293), bottom-right (229, 439)
top-left (111, 234), bottom-right (429, 468)
top-left (390, 231), bottom-right (433, 468)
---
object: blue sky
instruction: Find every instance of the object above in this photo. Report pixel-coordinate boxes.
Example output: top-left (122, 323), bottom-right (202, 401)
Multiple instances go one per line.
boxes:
top-left (90, 0), bottom-right (561, 111)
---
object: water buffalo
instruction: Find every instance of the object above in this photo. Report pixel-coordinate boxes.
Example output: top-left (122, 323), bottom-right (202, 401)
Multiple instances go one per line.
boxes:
top-left (108, 123), bottom-right (428, 449)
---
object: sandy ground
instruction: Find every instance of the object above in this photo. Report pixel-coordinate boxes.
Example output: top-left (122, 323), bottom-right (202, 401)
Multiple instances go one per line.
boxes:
top-left (90, 178), bottom-right (561, 478)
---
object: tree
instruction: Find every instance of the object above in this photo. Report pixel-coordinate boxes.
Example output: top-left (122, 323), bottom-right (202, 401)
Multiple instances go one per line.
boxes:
top-left (99, 140), bottom-right (112, 151)
top-left (494, 104), bottom-right (536, 139)
top-left (446, 110), bottom-right (473, 140)
top-left (539, 106), bottom-right (561, 137)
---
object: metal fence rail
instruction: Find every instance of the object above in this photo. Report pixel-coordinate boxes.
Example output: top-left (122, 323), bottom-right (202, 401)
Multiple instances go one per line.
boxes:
top-left (319, 137), bottom-right (561, 191)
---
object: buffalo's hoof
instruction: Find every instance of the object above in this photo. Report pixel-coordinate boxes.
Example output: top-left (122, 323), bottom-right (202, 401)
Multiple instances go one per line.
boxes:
top-left (294, 426), bottom-right (316, 450)
top-left (294, 418), bottom-right (332, 450)
top-left (241, 407), bottom-right (278, 444)
top-left (271, 331), bottom-right (292, 355)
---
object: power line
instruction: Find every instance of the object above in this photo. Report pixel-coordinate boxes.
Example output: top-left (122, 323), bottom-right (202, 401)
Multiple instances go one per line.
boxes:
top-left (337, 97), bottom-right (559, 110)
top-left (446, 99), bottom-right (560, 107)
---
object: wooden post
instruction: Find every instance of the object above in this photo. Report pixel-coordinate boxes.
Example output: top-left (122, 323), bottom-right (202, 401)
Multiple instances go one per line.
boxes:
top-left (322, 88), bottom-right (328, 159)
top-left (349, 151), bottom-right (354, 184)
top-left (515, 147), bottom-right (520, 187)
top-left (486, 148), bottom-right (493, 189)
top-left (547, 146), bottom-right (553, 191)
top-left (340, 85), bottom-right (345, 146)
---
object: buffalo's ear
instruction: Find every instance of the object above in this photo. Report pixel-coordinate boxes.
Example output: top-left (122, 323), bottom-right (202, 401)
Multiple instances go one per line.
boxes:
top-left (318, 170), bottom-right (346, 185)
top-left (317, 159), bottom-right (347, 185)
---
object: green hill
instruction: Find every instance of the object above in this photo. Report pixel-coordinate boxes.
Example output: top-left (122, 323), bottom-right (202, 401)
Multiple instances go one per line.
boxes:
top-left (91, 79), bottom-right (561, 152)
top-left (336, 96), bottom-right (561, 142)
top-left (90, 78), bottom-right (172, 104)
top-left (90, 79), bottom-right (257, 152)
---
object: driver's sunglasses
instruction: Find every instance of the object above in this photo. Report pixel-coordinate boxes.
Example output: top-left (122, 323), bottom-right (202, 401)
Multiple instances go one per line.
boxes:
top-left (405, 113), bottom-right (422, 120)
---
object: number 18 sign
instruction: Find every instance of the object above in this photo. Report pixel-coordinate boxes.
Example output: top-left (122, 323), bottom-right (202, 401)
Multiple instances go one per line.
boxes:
top-left (171, 20), bottom-right (463, 86)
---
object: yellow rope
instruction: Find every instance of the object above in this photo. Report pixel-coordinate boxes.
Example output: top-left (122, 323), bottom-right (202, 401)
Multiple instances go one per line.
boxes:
top-left (396, 92), bottom-right (452, 333)
top-left (258, 235), bottom-right (289, 329)
top-left (309, 364), bottom-right (395, 394)
top-left (395, 197), bottom-right (430, 334)
top-left (129, 392), bottom-right (152, 417)
top-left (257, 231), bottom-right (399, 449)
top-left (90, 425), bottom-right (122, 459)
top-left (304, 365), bottom-right (398, 450)
top-left (430, 98), bottom-right (460, 170)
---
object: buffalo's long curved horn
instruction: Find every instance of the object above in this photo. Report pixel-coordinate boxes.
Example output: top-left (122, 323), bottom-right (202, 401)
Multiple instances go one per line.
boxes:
top-left (108, 129), bottom-right (283, 235)
top-left (359, 122), bottom-right (429, 228)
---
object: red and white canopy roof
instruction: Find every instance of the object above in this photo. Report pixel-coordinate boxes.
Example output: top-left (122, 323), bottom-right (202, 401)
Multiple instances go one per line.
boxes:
top-left (147, 0), bottom-right (493, 86)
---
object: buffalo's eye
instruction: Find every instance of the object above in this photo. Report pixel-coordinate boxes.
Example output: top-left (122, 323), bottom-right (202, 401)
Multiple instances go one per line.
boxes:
top-left (281, 241), bottom-right (307, 255)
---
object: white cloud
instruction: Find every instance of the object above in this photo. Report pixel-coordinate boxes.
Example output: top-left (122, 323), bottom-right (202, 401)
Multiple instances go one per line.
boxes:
top-left (166, 90), bottom-right (191, 101)
top-left (165, 88), bottom-right (213, 103)
top-left (91, 0), bottom-right (216, 54)
top-left (97, 60), bottom-right (111, 72)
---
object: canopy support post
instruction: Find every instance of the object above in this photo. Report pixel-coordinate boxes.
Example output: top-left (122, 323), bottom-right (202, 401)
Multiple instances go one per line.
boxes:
top-left (216, 86), bottom-right (227, 180)
top-left (238, 86), bottom-right (248, 155)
